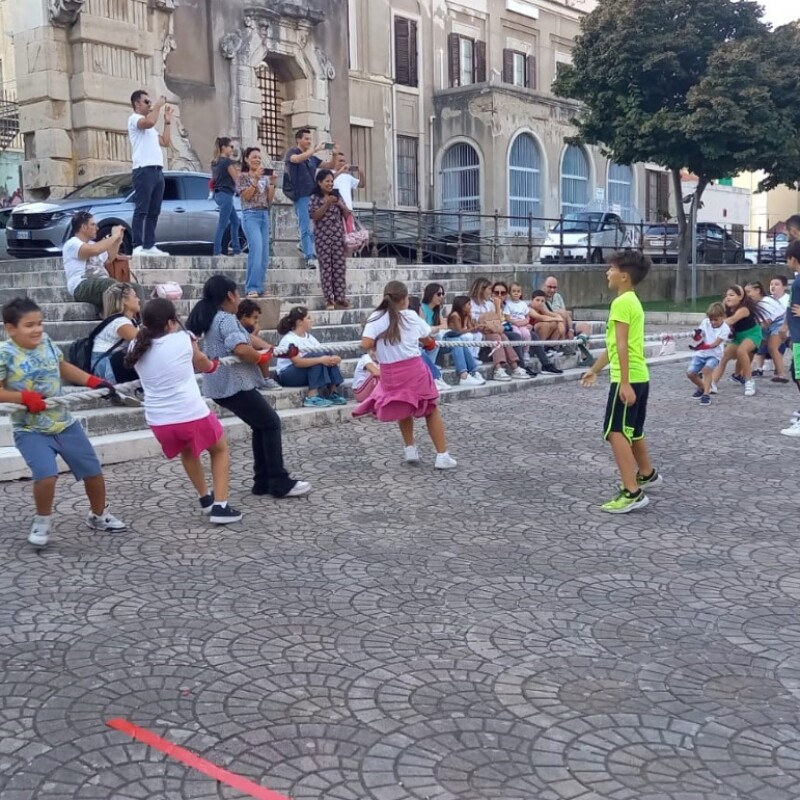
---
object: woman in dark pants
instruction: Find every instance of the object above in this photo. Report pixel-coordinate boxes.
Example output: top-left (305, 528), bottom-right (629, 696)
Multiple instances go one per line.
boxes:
top-left (186, 275), bottom-right (310, 498)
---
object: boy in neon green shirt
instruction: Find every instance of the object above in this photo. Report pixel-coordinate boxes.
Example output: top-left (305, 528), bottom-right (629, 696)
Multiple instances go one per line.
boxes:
top-left (581, 250), bottom-right (662, 513)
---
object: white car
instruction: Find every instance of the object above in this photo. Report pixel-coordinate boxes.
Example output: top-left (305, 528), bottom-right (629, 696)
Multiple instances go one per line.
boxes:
top-left (539, 211), bottom-right (637, 265)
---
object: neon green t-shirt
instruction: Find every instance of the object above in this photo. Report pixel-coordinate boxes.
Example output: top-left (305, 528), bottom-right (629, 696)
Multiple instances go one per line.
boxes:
top-left (605, 290), bottom-right (649, 384)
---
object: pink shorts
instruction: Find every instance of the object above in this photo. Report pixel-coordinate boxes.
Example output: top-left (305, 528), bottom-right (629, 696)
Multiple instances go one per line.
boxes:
top-left (150, 412), bottom-right (224, 459)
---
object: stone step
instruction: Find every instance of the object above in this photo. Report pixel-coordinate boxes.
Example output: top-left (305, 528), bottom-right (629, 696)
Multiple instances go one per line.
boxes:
top-left (0, 347), bottom-right (690, 482)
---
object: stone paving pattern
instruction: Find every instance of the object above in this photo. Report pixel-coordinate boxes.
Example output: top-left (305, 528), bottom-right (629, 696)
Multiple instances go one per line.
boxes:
top-left (1, 362), bottom-right (800, 800)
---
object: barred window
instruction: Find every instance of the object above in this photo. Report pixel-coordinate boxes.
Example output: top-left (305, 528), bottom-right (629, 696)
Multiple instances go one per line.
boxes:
top-left (256, 61), bottom-right (285, 163)
top-left (396, 135), bottom-right (418, 207)
top-left (508, 133), bottom-right (542, 228)
top-left (560, 145), bottom-right (589, 216)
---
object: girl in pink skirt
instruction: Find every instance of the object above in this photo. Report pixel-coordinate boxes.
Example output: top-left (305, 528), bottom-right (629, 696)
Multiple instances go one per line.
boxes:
top-left (353, 280), bottom-right (457, 469)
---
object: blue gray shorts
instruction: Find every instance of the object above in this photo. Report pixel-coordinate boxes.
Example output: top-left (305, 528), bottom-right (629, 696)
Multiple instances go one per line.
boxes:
top-left (688, 354), bottom-right (720, 374)
top-left (14, 421), bottom-right (102, 482)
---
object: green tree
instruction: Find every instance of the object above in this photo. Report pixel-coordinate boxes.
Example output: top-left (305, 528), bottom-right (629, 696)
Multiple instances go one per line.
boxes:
top-left (554, 0), bottom-right (770, 301)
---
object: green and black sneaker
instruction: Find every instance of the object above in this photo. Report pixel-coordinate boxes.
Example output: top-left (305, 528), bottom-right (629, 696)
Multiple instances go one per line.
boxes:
top-left (601, 489), bottom-right (650, 514)
top-left (636, 470), bottom-right (663, 489)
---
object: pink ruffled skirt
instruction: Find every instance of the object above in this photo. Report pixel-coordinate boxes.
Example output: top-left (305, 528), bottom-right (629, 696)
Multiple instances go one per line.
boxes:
top-left (352, 356), bottom-right (438, 422)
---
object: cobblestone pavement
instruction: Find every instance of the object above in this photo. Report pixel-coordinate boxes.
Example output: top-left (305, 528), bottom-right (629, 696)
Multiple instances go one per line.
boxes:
top-left (1, 362), bottom-right (800, 800)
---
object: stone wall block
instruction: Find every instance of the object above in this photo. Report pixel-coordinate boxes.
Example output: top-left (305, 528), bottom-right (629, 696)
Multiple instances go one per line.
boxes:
top-left (31, 129), bottom-right (74, 160)
top-left (27, 40), bottom-right (71, 74)
top-left (71, 16), bottom-right (142, 53)
top-left (17, 71), bottom-right (71, 104)
top-left (70, 100), bottom-right (133, 132)
top-left (19, 100), bottom-right (72, 132)
top-left (70, 73), bottom-right (144, 105)
top-left (75, 160), bottom-right (132, 185)
top-left (22, 159), bottom-right (75, 193)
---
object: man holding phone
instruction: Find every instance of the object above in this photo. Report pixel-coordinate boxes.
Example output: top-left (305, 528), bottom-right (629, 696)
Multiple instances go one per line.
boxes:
top-left (285, 128), bottom-right (337, 269)
top-left (127, 90), bottom-right (172, 257)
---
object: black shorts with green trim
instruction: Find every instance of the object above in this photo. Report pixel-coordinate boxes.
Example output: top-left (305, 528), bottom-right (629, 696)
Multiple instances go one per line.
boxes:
top-left (603, 382), bottom-right (649, 443)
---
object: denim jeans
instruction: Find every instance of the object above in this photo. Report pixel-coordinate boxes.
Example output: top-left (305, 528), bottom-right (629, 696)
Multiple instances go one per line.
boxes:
top-left (420, 348), bottom-right (442, 379)
top-left (277, 362), bottom-right (343, 391)
top-left (131, 166), bottom-right (165, 249)
top-left (449, 343), bottom-right (477, 374)
top-left (91, 354), bottom-right (116, 382)
top-left (213, 191), bottom-right (241, 256)
top-left (293, 195), bottom-right (315, 259)
top-left (241, 209), bottom-right (270, 294)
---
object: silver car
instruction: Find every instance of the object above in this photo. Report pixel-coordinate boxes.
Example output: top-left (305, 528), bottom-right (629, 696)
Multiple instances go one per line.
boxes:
top-left (6, 171), bottom-right (245, 258)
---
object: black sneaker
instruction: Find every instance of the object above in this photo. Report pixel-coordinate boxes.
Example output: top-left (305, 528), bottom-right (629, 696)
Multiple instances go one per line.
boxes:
top-left (199, 493), bottom-right (215, 515)
top-left (524, 366), bottom-right (540, 378)
top-left (542, 364), bottom-right (564, 374)
top-left (209, 504), bottom-right (243, 524)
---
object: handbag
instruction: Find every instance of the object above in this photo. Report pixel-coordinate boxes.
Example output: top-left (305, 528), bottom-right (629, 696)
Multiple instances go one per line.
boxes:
top-left (344, 218), bottom-right (369, 257)
top-left (151, 281), bottom-right (183, 301)
top-left (107, 256), bottom-right (133, 283)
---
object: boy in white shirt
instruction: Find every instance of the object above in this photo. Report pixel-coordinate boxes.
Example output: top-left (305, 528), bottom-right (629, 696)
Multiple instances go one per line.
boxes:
top-left (688, 302), bottom-right (730, 405)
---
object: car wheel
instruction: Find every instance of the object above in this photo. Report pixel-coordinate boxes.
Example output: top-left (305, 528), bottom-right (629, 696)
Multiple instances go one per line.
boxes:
top-left (97, 226), bottom-right (132, 256)
top-left (221, 228), bottom-right (249, 255)
top-left (590, 248), bottom-right (604, 264)
top-left (733, 251), bottom-right (744, 264)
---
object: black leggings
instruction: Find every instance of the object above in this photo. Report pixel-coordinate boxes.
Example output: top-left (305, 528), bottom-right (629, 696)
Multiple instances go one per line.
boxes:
top-left (214, 389), bottom-right (296, 496)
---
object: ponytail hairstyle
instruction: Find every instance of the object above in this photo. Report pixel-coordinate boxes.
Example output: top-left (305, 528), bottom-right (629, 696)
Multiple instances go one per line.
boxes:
top-left (124, 298), bottom-right (176, 368)
top-left (725, 284), bottom-right (766, 322)
top-left (212, 136), bottom-right (233, 164)
top-left (745, 281), bottom-right (766, 300)
top-left (277, 306), bottom-right (309, 336)
top-left (102, 282), bottom-right (134, 319)
top-left (370, 280), bottom-right (409, 345)
top-left (186, 274), bottom-right (238, 336)
top-left (449, 295), bottom-right (472, 326)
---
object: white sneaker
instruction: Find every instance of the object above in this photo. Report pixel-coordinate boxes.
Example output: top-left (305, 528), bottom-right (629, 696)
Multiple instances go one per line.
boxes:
top-left (142, 246), bottom-right (169, 257)
top-left (744, 380), bottom-right (756, 397)
top-left (404, 445), bottom-right (420, 463)
top-left (791, 409), bottom-right (800, 421)
top-left (781, 420), bottom-right (800, 437)
top-left (710, 382), bottom-right (718, 395)
top-left (510, 367), bottom-right (531, 380)
top-left (28, 515), bottom-right (51, 547)
top-left (471, 371), bottom-right (486, 385)
top-left (86, 507), bottom-right (127, 532)
top-left (492, 367), bottom-right (512, 382)
top-left (285, 480), bottom-right (312, 497)
top-left (460, 374), bottom-right (483, 387)
top-left (434, 452), bottom-right (458, 470)
top-left (132, 245), bottom-right (145, 256)
top-left (434, 378), bottom-right (450, 392)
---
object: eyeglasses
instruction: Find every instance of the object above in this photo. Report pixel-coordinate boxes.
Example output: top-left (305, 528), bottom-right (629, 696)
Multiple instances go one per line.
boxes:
top-left (545, 285), bottom-right (558, 290)
top-left (436, 291), bottom-right (444, 297)
top-left (493, 290), bottom-right (507, 296)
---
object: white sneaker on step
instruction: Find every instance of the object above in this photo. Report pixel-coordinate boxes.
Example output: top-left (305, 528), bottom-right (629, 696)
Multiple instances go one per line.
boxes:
top-left (492, 368), bottom-right (511, 382)
top-left (143, 246), bottom-right (169, 257)
top-left (434, 378), bottom-right (450, 392)
top-left (460, 374), bottom-right (483, 387)
top-left (434, 452), bottom-right (458, 470)
top-left (404, 445), bottom-right (420, 463)
top-left (510, 367), bottom-right (531, 380)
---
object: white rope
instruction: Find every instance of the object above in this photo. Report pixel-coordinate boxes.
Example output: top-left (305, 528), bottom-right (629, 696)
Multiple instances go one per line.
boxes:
top-left (0, 331), bottom-right (695, 414)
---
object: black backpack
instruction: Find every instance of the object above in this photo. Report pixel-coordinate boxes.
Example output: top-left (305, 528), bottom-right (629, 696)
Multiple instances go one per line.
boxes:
top-left (282, 159), bottom-right (297, 201)
top-left (67, 314), bottom-right (126, 373)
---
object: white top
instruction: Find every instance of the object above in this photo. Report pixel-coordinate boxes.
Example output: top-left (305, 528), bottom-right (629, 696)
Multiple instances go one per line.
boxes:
top-left (759, 296), bottom-right (786, 323)
top-left (128, 113), bottom-right (164, 170)
top-left (470, 298), bottom-right (495, 321)
top-left (276, 330), bottom-right (322, 374)
top-left (699, 318), bottom-right (730, 359)
top-left (92, 315), bottom-right (135, 354)
top-left (775, 293), bottom-right (790, 310)
top-left (62, 236), bottom-right (109, 295)
top-left (352, 353), bottom-right (377, 390)
top-left (504, 298), bottom-right (529, 322)
top-left (363, 309), bottom-right (431, 364)
top-left (333, 173), bottom-right (360, 210)
top-left (132, 331), bottom-right (209, 426)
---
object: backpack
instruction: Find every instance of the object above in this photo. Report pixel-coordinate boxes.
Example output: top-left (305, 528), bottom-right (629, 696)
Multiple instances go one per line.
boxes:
top-left (282, 161), bottom-right (297, 201)
top-left (67, 313), bottom-right (126, 373)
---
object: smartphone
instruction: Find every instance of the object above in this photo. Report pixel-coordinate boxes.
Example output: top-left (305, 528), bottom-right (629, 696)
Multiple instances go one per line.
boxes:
top-left (323, 142), bottom-right (334, 150)
top-left (331, 188), bottom-right (341, 199)
top-left (349, 165), bottom-right (360, 175)
top-left (262, 168), bottom-right (274, 176)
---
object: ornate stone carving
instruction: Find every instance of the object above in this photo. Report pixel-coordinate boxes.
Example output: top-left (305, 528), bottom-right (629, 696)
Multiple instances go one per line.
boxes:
top-left (315, 47), bottom-right (335, 80)
top-left (220, 31), bottom-right (248, 60)
top-left (169, 118), bottom-right (203, 172)
top-left (277, 1), bottom-right (325, 24)
top-left (49, 0), bottom-right (86, 27)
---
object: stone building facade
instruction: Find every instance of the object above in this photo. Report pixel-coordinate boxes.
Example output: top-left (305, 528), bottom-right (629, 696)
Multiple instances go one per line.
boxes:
top-left (10, 0), bottom-right (672, 237)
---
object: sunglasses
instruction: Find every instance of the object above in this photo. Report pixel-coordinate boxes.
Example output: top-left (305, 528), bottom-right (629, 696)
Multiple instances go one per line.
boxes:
top-left (493, 290), bottom-right (507, 296)
top-left (436, 291), bottom-right (444, 297)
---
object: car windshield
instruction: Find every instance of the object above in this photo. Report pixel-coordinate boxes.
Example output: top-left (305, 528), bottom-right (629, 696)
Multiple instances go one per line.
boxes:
top-left (551, 213), bottom-right (605, 233)
top-left (66, 174), bottom-right (134, 200)
top-left (645, 225), bottom-right (678, 236)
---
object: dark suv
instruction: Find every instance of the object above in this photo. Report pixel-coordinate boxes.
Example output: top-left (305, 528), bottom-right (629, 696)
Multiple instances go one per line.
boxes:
top-left (6, 171), bottom-right (244, 258)
top-left (642, 222), bottom-right (745, 264)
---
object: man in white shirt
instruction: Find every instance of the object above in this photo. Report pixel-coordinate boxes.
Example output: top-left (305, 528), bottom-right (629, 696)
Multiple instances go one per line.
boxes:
top-left (333, 153), bottom-right (364, 214)
top-left (128, 89), bottom-right (173, 257)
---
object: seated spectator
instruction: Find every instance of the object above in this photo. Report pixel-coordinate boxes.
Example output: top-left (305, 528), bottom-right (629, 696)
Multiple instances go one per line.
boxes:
top-left (63, 212), bottom-right (143, 315)
top-left (529, 289), bottom-right (566, 343)
top-left (91, 283), bottom-right (140, 382)
top-left (541, 276), bottom-right (591, 338)
top-left (503, 283), bottom-right (533, 358)
top-left (443, 296), bottom-right (486, 386)
top-left (274, 306), bottom-right (346, 407)
top-left (352, 348), bottom-right (380, 402)
top-left (409, 296), bottom-right (450, 392)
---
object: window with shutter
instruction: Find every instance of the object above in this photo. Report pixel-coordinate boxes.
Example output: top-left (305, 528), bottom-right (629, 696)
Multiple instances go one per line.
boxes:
top-left (394, 17), bottom-right (418, 87)
top-left (502, 49), bottom-right (514, 84)
top-left (526, 55), bottom-right (537, 90)
top-left (448, 33), bottom-right (460, 87)
top-left (408, 20), bottom-right (418, 87)
top-left (474, 40), bottom-right (487, 83)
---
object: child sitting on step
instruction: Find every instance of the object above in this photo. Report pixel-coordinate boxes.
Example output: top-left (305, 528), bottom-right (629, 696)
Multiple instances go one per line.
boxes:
top-left (124, 297), bottom-right (242, 525)
top-left (352, 349), bottom-right (380, 402)
top-left (0, 296), bottom-right (127, 548)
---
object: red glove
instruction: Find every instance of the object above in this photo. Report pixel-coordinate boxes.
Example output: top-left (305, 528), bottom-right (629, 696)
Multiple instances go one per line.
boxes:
top-left (257, 348), bottom-right (274, 365)
top-left (20, 390), bottom-right (47, 414)
top-left (86, 376), bottom-right (117, 400)
top-left (284, 344), bottom-right (299, 359)
top-left (204, 358), bottom-right (219, 374)
top-left (420, 337), bottom-right (437, 352)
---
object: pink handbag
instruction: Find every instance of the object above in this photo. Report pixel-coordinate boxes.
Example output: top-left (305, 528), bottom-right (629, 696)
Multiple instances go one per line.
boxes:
top-left (151, 281), bottom-right (183, 301)
top-left (344, 219), bottom-right (369, 257)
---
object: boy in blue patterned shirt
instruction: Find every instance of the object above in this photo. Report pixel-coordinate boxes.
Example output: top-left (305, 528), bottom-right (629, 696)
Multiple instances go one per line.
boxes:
top-left (0, 297), bottom-right (127, 547)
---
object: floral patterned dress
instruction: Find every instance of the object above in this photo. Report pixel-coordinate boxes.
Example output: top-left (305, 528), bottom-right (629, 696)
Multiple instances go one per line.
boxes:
top-left (310, 193), bottom-right (347, 304)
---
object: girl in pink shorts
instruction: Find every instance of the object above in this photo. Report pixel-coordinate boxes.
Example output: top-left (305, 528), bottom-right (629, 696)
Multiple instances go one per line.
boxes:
top-left (124, 298), bottom-right (243, 524)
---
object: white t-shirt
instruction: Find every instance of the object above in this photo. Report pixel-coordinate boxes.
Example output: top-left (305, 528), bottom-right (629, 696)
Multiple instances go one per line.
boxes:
top-left (699, 318), bottom-right (731, 359)
top-left (132, 331), bottom-right (209, 426)
top-left (363, 309), bottom-right (430, 364)
top-left (352, 353), bottom-right (377, 390)
top-left (62, 236), bottom-right (109, 295)
top-left (470, 298), bottom-right (495, 321)
top-left (92, 315), bottom-right (135, 354)
top-left (333, 173), bottom-right (360, 210)
top-left (759, 296), bottom-right (786, 323)
top-left (276, 330), bottom-right (322, 374)
top-left (128, 113), bottom-right (164, 170)
top-left (774, 293), bottom-right (790, 310)
top-left (504, 299), bottom-right (529, 322)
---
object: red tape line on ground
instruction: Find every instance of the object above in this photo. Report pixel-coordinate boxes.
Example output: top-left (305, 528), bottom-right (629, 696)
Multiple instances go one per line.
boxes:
top-left (106, 718), bottom-right (292, 800)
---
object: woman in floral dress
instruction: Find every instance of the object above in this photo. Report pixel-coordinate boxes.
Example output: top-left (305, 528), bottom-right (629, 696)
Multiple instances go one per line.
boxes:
top-left (310, 169), bottom-right (351, 310)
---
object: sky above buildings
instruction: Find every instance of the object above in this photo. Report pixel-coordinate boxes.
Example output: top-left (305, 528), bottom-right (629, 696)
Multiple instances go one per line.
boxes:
top-left (759, 0), bottom-right (798, 27)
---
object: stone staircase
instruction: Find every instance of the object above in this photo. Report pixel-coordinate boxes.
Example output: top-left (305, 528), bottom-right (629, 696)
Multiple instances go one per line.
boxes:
top-left (0, 255), bottom-right (687, 481)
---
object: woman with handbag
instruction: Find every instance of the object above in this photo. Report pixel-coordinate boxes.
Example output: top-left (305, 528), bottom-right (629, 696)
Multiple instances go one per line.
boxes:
top-left (236, 147), bottom-right (276, 298)
top-left (91, 283), bottom-right (140, 382)
top-left (211, 137), bottom-right (242, 257)
top-left (310, 170), bottom-right (351, 310)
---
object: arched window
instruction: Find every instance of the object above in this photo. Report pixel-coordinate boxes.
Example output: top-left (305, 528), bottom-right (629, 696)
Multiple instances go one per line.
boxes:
top-left (607, 162), bottom-right (634, 221)
top-left (440, 143), bottom-right (480, 228)
top-left (560, 145), bottom-right (589, 216)
top-left (508, 133), bottom-right (542, 228)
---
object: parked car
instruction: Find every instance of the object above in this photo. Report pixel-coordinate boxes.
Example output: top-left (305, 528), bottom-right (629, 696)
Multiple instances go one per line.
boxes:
top-left (539, 211), bottom-right (638, 264)
top-left (0, 207), bottom-right (11, 259)
top-left (642, 222), bottom-right (745, 264)
top-left (5, 171), bottom-right (246, 259)
top-left (758, 233), bottom-right (788, 264)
